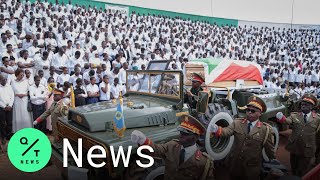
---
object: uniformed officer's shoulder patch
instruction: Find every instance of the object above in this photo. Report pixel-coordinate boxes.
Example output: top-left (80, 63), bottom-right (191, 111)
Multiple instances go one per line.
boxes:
top-left (195, 150), bottom-right (202, 160)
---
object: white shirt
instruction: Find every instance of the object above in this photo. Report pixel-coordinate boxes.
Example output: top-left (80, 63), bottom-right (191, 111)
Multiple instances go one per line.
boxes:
top-left (110, 84), bottom-right (122, 99)
top-left (99, 82), bottom-right (111, 101)
top-left (69, 74), bottom-right (83, 87)
top-left (86, 83), bottom-right (99, 94)
top-left (51, 53), bottom-right (68, 69)
top-left (247, 120), bottom-right (258, 132)
top-left (0, 84), bottom-right (14, 108)
top-left (118, 69), bottom-right (127, 85)
top-left (57, 73), bottom-right (71, 85)
top-left (303, 112), bottom-right (311, 122)
top-left (29, 84), bottom-right (47, 105)
top-left (180, 143), bottom-right (198, 162)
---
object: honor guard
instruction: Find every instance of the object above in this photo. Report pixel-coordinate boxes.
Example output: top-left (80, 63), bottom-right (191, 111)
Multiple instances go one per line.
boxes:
top-left (277, 93), bottom-right (320, 176)
top-left (209, 96), bottom-right (276, 180)
top-left (131, 115), bottom-right (215, 180)
top-left (33, 89), bottom-right (70, 143)
top-left (184, 73), bottom-right (205, 109)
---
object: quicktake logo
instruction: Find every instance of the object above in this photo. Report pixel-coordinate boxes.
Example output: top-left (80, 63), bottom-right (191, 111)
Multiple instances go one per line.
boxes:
top-left (7, 128), bottom-right (52, 172)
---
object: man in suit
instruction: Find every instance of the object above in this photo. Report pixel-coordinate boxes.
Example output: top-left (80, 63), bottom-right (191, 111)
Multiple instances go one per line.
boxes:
top-left (277, 93), bottom-right (320, 176)
top-left (131, 114), bottom-right (215, 180)
top-left (209, 96), bottom-right (276, 180)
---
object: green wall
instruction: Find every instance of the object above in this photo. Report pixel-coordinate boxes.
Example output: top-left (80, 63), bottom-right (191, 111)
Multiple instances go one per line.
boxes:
top-left (30, 0), bottom-right (238, 26)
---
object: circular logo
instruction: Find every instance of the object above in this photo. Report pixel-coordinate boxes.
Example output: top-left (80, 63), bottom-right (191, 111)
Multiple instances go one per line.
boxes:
top-left (7, 128), bottom-right (52, 172)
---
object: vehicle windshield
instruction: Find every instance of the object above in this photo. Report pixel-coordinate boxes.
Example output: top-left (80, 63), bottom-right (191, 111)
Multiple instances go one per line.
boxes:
top-left (126, 70), bottom-right (182, 100)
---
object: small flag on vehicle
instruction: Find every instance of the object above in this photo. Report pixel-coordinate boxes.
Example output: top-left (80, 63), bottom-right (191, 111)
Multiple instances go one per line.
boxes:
top-left (113, 93), bottom-right (126, 137)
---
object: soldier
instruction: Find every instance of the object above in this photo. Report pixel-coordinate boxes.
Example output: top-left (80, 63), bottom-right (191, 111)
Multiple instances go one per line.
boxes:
top-left (33, 89), bottom-right (69, 143)
top-left (131, 115), bottom-right (215, 180)
top-left (184, 73), bottom-right (204, 109)
top-left (209, 96), bottom-right (276, 180)
top-left (276, 93), bottom-right (320, 176)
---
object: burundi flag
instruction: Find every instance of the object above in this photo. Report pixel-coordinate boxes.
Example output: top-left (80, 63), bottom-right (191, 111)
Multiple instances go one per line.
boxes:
top-left (113, 97), bottom-right (126, 137)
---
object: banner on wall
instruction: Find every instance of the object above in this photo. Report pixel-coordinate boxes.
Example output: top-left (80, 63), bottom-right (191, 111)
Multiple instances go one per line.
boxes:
top-left (105, 4), bottom-right (129, 17)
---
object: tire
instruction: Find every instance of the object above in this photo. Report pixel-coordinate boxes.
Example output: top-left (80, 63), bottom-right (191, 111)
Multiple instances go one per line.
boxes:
top-left (125, 159), bottom-right (165, 180)
top-left (262, 126), bottom-right (279, 162)
top-left (144, 165), bottom-right (165, 180)
top-left (200, 103), bottom-right (234, 161)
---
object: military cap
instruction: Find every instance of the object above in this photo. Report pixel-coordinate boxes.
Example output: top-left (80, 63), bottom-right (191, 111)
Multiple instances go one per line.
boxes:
top-left (246, 96), bottom-right (267, 113)
top-left (190, 72), bottom-right (205, 84)
top-left (177, 115), bottom-right (206, 136)
top-left (53, 88), bottom-right (64, 96)
top-left (301, 93), bottom-right (317, 106)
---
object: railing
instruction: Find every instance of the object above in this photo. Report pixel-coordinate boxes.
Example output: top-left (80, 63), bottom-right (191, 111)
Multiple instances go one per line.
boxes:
top-left (302, 164), bottom-right (320, 180)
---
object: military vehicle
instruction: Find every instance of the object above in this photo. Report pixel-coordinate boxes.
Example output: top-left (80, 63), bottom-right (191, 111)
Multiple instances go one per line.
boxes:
top-left (51, 59), bottom-right (290, 179)
top-left (184, 58), bottom-right (290, 161)
top-left (52, 60), bottom-right (188, 179)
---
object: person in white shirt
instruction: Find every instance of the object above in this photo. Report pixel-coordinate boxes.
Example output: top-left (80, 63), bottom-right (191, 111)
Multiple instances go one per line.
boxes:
top-left (0, 56), bottom-right (15, 85)
top-left (57, 67), bottom-right (71, 88)
top-left (0, 74), bottom-right (14, 142)
top-left (46, 66), bottom-right (59, 83)
top-left (34, 51), bottom-right (50, 78)
top-left (311, 70), bottom-right (319, 85)
top-left (24, 69), bottom-right (35, 86)
top-left (16, 50), bottom-right (35, 77)
top-left (38, 70), bottom-right (48, 87)
top-left (99, 75), bottom-right (111, 101)
top-left (69, 67), bottom-right (82, 88)
top-left (86, 77), bottom-right (100, 104)
top-left (50, 47), bottom-right (68, 72)
top-left (89, 51), bottom-right (101, 67)
top-left (29, 75), bottom-right (47, 133)
top-left (294, 70), bottom-right (304, 86)
top-left (110, 78), bottom-right (123, 99)
top-left (45, 32), bottom-right (58, 48)
top-left (118, 62), bottom-right (128, 86)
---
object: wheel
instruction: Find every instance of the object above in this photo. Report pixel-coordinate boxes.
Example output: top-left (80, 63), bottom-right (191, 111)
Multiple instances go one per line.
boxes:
top-left (144, 165), bottom-right (165, 180)
top-left (262, 124), bottom-right (279, 162)
top-left (125, 158), bottom-right (165, 180)
top-left (199, 103), bottom-right (234, 161)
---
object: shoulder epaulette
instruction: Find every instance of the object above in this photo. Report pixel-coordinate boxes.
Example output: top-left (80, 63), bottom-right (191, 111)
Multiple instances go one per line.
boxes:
top-left (262, 122), bottom-right (272, 129)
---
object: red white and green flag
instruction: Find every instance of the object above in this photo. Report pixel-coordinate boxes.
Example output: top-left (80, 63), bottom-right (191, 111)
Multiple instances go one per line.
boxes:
top-left (189, 58), bottom-right (263, 85)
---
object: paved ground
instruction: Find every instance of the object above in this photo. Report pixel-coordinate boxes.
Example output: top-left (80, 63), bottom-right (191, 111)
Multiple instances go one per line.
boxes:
top-left (0, 130), bottom-right (293, 180)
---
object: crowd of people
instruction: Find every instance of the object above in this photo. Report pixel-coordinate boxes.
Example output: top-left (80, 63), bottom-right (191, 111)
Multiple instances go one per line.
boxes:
top-left (0, 0), bottom-right (320, 144)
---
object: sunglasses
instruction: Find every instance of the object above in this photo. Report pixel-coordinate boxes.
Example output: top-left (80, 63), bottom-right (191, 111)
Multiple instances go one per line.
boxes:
top-left (246, 108), bottom-right (258, 113)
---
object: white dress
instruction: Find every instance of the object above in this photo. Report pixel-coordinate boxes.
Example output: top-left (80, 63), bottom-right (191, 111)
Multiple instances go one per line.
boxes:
top-left (11, 79), bottom-right (32, 132)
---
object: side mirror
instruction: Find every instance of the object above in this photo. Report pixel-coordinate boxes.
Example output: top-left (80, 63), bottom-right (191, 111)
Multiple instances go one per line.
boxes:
top-left (197, 91), bottom-right (209, 114)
